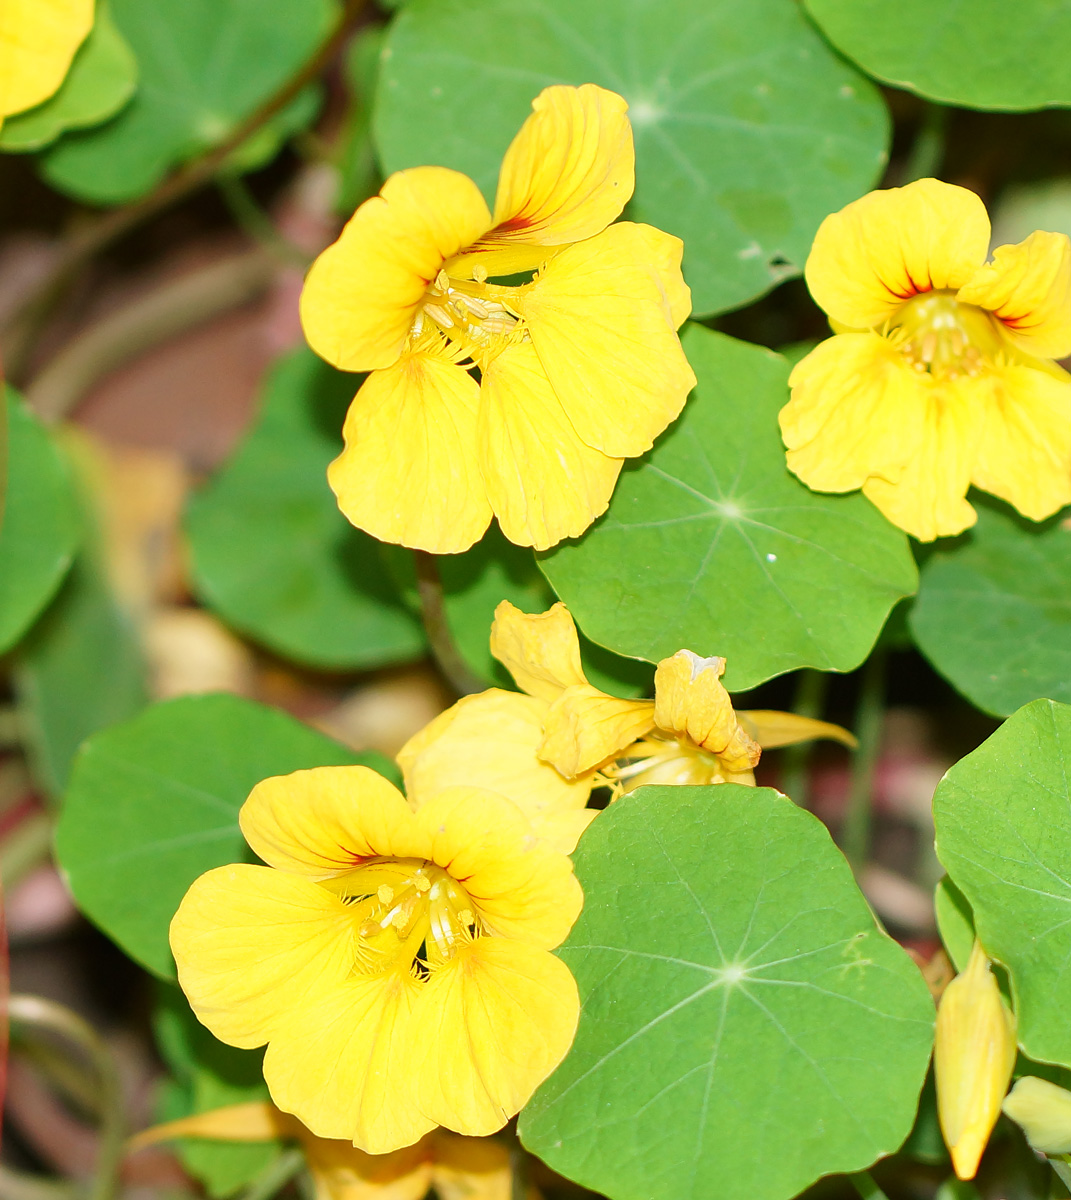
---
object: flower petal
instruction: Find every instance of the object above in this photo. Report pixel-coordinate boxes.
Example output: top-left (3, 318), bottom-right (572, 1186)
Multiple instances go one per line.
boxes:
top-left (327, 343), bottom-right (492, 554)
top-left (653, 651), bottom-right (760, 772)
top-left (541, 684), bottom-right (655, 778)
top-left (738, 710), bottom-right (858, 750)
top-left (627, 223), bottom-right (692, 328)
top-left (806, 179), bottom-right (990, 330)
top-left (305, 1132), bottom-right (435, 1200)
top-left (262, 972), bottom-right (432, 1154)
top-left (957, 230), bottom-right (1071, 360)
top-left (397, 689), bottom-right (594, 850)
top-left (170, 864), bottom-right (356, 1049)
top-left (970, 360), bottom-right (1071, 522)
top-left (516, 223), bottom-right (696, 457)
top-left (781, 333), bottom-right (928, 492)
top-left (0, 0), bottom-right (92, 117)
top-left (414, 939), bottom-right (579, 1137)
top-left (429, 1131), bottom-right (512, 1200)
top-left (128, 1102), bottom-right (298, 1151)
top-left (478, 341), bottom-right (623, 549)
top-left (300, 167), bottom-right (492, 372)
top-left (240, 766), bottom-right (420, 878)
top-left (488, 600), bottom-right (587, 701)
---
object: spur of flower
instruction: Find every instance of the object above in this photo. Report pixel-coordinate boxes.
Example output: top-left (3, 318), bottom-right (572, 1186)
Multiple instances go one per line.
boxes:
top-left (0, 0), bottom-right (93, 126)
top-left (300, 83), bottom-right (695, 554)
top-left (398, 601), bottom-right (855, 852)
top-left (779, 177), bottom-right (1071, 541)
top-left (169, 765), bottom-right (582, 1154)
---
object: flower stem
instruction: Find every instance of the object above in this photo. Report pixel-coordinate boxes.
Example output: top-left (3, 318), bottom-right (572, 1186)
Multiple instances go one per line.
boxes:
top-left (849, 1170), bottom-right (891, 1200)
top-left (237, 1149), bottom-right (306, 1200)
top-left (841, 649), bottom-right (887, 871)
top-left (412, 550), bottom-right (485, 697)
top-left (1051, 1158), bottom-right (1071, 1193)
top-left (903, 102), bottom-right (949, 184)
top-left (778, 668), bottom-right (829, 808)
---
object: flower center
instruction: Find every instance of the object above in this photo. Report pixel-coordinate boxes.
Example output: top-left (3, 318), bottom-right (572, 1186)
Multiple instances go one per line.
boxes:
top-left (890, 290), bottom-right (1003, 380)
top-left (415, 269), bottom-right (520, 355)
top-left (599, 734), bottom-right (727, 797)
top-left (325, 857), bottom-right (480, 979)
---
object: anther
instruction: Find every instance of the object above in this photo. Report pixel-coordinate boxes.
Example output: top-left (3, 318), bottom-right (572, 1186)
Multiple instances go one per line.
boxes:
top-left (377, 885), bottom-right (394, 904)
top-left (414, 875), bottom-right (431, 893)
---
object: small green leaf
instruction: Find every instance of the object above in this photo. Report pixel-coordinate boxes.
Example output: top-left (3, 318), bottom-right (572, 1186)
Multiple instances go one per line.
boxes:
top-left (540, 327), bottom-right (917, 691)
top-left (373, 0), bottom-right (889, 316)
top-left (0, 6), bottom-right (137, 152)
top-left (186, 347), bottom-right (425, 672)
top-left (0, 393), bottom-right (80, 656)
top-left (522, 785), bottom-right (935, 1200)
top-left (55, 693), bottom-right (400, 979)
top-left (934, 876), bottom-right (974, 974)
top-left (804, 0), bottom-right (1071, 112)
top-left (909, 503), bottom-right (1071, 717)
top-left (934, 699), bottom-right (1071, 1067)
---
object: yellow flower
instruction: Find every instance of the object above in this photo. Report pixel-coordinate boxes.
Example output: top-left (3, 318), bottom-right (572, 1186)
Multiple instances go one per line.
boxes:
top-left (934, 939), bottom-right (1018, 1180)
top-left (169, 766), bottom-right (582, 1155)
top-left (300, 84), bottom-right (695, 554)
top-left (1003, 1076), bottom-right (1071, 1156)
top-left (779, 177), bottom-right (1071, 541)
top-left (0, 0), bottom-right (93, 125)
top-left (397, 601), bottom-right (855, 853)
top-left (130, 1101), bottom-right (530, 1200)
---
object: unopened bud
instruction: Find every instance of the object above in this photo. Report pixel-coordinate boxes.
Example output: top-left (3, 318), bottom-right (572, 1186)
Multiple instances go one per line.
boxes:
top-left (1003, 1075), bottom-right (1071, 1155)
top-left (934, 939), bottom-right (1017, 1180)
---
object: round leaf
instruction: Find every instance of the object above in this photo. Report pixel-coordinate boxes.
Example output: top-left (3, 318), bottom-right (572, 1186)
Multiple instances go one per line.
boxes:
top-left (186, 348), bottom-right (425, 672)
top-left (804, 0), bottom-right (1071, 112)
top-left (373, 0), bottom-right (889, 316)
top-left (539, 327), bottom-right (918, 691)
top-left (909, 503), bottom-right (1071, 718)
top-left (55, 693), bottom-right (400, 979)
top-left (934, 699), bottom-right (1071, 1067)
top-left (521, 784), bottom-right (935, 1200)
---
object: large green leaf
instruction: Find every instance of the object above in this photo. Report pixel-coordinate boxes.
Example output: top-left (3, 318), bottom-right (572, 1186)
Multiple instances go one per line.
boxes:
top-left (934, 699), bottom-right (1071, 1067)
top-left (804, 0), bottom-right (1071, 112)
top-left (373, 0), bottom-right (888, 316)
top-left (0, 6), bottom-right (137, 152)
top-left (522, 785), bottom-right (935, 1200)
top-left (909, 503), bottom-right (1071, 718)
top-left (0, 394), bottom-right (80, 656)
top-left (38, 0), bottom-right (335, 204)
top-left (186, 348), bottom-right (425, 672)
top-left (55, 693), bottom-right (400, 979)
top-left (540, 327), bottom-right (917, 691)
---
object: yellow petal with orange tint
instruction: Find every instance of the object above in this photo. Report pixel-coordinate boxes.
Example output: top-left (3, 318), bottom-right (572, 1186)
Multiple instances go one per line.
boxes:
top-left (478, 341), bottom-right (623, 550)
top-left (169, 864), bottom-right (356, 1050)
top-left (240, 766), bottom-right (419, 878)
top-left (128, 1102), bottom-right (298, 1151)
top-left (488, 600), bottom-right (587, 702)
top-left (0, 0), bottom-right (92, 118)
top-left (517, 223), bottom-right (696, 458)
top-left (738, 710), bottom-right (857, 750)
top-left (300, 167), bottom-right (492, 372)
top-left (304, 1132), bottom-right (434, 1200)
top-left (328, 343), bottom-right (492, 554)
top-left (653, 651), bottom-right (760, 772)
top-left (541, 684), bottom-right (655, 778)
top-left (806, 179), bottom-right (990, 330)
top-left (958, 230), bottom-right (1071, 360)
top-left (415, 939), bottom-right (579, 1138)
top-left (263, 971), bottom-right (431, 1154)
top-left (430, 1131), bottom-right (514, 1200)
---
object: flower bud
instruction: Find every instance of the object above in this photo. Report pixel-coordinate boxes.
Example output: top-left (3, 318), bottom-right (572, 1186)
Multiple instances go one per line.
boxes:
top-left (934, 939), bottom-right (1017, 1179)
top-left (1003, 1075), bottom-right (1071, 1155)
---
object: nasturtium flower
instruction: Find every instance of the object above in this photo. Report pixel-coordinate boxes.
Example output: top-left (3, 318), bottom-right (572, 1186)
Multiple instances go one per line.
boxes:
top-left (934, 939), bottom-right (1017, 1180)
top-left (0, 0), bottom-right (93, 126)
top-left (398, 601), bottom-right (855, 852)
top-left (300, 84), bottom-right (696, 554)
top-left (169, 765), bottom-right (582, 1155)
top-left (131, 1101), bottom-right (527, 1200)
top-left (779, 177), bottom-right (1071, 541)
top-left (1003, 1076), bottom-right (1071, 1156)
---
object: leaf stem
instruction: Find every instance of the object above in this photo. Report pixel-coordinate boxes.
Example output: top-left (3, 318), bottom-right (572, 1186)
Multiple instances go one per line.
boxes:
top-left (412, 550), bottom-right (485, 697)
top-left (841, 648), bottom-right (887, 871)
top-left (849, 1170), bottom-right (891, 1200)
top-left (778, 668), bottom-right (829, 808)
top-left (237, 1148), bottom-right (306, 1200)
top-left (902, 101), bottom-right (949, 184)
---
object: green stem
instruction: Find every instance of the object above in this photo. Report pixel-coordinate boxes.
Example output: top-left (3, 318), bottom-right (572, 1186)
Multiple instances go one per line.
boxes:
top-left (778, 668), bottom-right (829, 808)
top-left (903, 102), bottom-right (949, 184)
top-left (849, 1170), bottom-right (891, 1200)
top-left (216, 175), bottom-right (309, 268)
top-left (237, 1149), bottom-right (305, 1200)
top-left (841, 649), bottom-right (887, 870)
top-left (1051, 1158), bottom-right (1071, 1194)
top-left (413, 550), bottom-right (485, 697)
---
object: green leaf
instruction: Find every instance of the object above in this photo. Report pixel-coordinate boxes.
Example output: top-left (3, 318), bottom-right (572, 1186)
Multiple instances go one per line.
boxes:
top-left (521, 784), bottom-right (935, 1200)
top-left (0, 6), bottom-right (137, 152)
top-left (37, 0), bottom-right (336, 204)
top-left (933, 698), bottom-right (1071, 1068)
top-left (186, 347), bottom-right (425, 672)
top-left (373, 0), bottom-right (889, 316)
top-left (540, 327), bottom-right (917, 691)
top-left (0, 394), bottom-right (80, 656)
top-left (909, 503), bottom-right (1071, 718)
top-left (934, 876), bottom-right (974, 974)
top-left (803, 0), bottom-right (1071, 112)
top-left (55, 693), bottom-right (400, 979)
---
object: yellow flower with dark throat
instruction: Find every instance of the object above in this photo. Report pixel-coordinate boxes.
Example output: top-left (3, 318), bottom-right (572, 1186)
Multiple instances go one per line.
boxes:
top-left (300, 83), bottom-right (695, 554)
top-left (398, 601), bottom-right (855, 851)
top-left (779, 177), bottom-right (1071, 541)
top-left (0, 0), bottom-right (93, 125)
top-left (169, 766), bottom-right (582, 1155)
